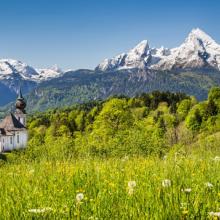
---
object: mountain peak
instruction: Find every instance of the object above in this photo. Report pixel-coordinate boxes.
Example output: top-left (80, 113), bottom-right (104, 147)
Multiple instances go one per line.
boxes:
top-left (129, 40), bottom-right (149, 56)
top-left (190, 28), bottom-right (208, 36)
top-left (186, 28), bottom-right (216, 44)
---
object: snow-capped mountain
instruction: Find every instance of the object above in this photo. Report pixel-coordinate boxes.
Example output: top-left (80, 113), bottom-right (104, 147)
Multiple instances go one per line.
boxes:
top-left (0, 59), bottom-right (39, 81)
top-left (37, 64), bottom-right (63, 80)
top-left (96, 28), bottom-right (220, 71)
top-left (0, 59), bottom-right (63, 82)
top-left (0, 59), bottom-right (64, 105)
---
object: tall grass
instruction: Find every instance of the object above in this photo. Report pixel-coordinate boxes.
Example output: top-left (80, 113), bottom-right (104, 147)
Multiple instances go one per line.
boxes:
top-left (0, 148), bottom-right (219, 219)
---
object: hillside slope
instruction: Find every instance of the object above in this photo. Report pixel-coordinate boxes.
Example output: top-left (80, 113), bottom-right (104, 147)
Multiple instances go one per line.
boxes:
top-left (25, 68), bottom-right (220, 112)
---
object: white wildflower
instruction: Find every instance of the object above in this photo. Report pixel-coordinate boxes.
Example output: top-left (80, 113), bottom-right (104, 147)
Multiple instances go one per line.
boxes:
top-left (76, 193), bottom-right (84, 203)
top-left (122, 156), bottom-right (129, 162)
top-left (162, 179), bottom-right (171, 187)
top-left (180, 202), bottom-right (187, 209)
top-left (29, 169), bottom-right (35, 174)
top-left (28, 207), bottom-right (53, 213)
top-left (88, 217), bottom-right (98, 220)
top-left (182, 188), bottom-right (192, 193)
top-left (128, 188), bottom-right (134, 195)
top-left (213, 156), bottom-right (220, 162)
top-left (163, 155), bottom-right (167, 160)
top-left (205, 182), bottom-right (213, 188)
top-left (209, 212), bottom-right (220, 217)
top-left (128, 181), bottom-right (136, 188)
top-left (127, 180), bottom-right (136, 195)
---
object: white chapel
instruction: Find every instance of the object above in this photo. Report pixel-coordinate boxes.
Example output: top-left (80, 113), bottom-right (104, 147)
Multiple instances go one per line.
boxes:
top-left (0, 89), bottom-right (28, 152)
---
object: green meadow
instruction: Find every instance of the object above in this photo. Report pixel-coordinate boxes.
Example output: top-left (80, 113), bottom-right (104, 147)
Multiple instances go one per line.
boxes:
top-left (1, 88), bottom-right (220, 219)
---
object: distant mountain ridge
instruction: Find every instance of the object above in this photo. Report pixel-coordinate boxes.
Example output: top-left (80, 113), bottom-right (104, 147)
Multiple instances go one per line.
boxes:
top-left (96, 28), bottom-right (220, 71)
top-left (0, 28), bottom-right (220, 111)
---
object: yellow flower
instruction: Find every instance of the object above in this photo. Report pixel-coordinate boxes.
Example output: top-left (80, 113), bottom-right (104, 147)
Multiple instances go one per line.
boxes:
top-left (182, 210), bottom-right (188, 215)
top-left (109, 182), bottom-right (115, 188)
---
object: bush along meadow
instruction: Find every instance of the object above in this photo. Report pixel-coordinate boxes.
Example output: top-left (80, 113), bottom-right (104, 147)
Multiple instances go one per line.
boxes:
top-left (1, 88), bottom-right (220, 219)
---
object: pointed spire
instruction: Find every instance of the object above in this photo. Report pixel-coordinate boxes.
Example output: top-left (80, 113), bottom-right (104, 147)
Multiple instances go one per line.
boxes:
top-left (17, 87), bottom-right (23, 100)
top-left (15, 87), bottom-right (26, 113)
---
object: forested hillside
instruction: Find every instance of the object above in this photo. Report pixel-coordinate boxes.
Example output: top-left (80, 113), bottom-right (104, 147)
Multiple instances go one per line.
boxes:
top-left (21, 87), bottom-right (220, 159)
top-left (24, 68), bottom-right (220, 112)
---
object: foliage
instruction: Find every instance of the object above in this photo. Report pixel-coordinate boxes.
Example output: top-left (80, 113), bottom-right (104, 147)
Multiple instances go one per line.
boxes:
top-left (1, 88), bottom-right (220, 218)
top-left (24, 88), bottom-right (220, 158)
top-left (26, 91), bottom-right (190, 158)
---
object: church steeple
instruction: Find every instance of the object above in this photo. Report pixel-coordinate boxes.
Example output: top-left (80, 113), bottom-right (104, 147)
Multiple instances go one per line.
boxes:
top-left (18, 88), bottom-right (24, 100)
top-left (14, 88), bottom-right (27, 126)
top-left (15, 88), bottom-right (26, 114)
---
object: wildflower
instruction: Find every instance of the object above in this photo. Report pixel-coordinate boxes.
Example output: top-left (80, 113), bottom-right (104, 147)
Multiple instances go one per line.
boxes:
top-left (29, 169), bottom-right (35, 174)
top-left (180, 202), bottom-right (187, 209)
top-left (163, 155), bottom-right (167, 160)
top-left (162, 179), bottom-right (171, 187)
top-left (205, 182), bottom-right (213, 188)
top-left (127, 180), bottom-right (136, 195)
top-left (88, 217), bottom-right (98, 220)
top-left (28, 207), bottom-right (53, 213)
top-left (182, 188), bottom-right (192, 193)
top-left (209, 212), bottom-right (220, 217)
top-left (213, 156), bottom-right (220, 162)
top-left (121, 156), bottom-right (129, 162)
top-left (76, 193), bottom-right (84, 203)
top-left (182, 210), bottom-right (188, 215)
top-left (128, 181), bottom-right (136, 188)
top-left (128, 188), bottom-right (134, 195)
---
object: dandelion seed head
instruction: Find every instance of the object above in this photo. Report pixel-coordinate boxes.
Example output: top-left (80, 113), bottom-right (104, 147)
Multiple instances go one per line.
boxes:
top-left (28, 207), bottom-right (53, 213)
top-left (76, 193), bottom-right (84, 202)
top-left (205, 182), bottom-right (213, 188)
top-left (162, 179), bottom-right (171, 187)
top-left (209, 212), bottom-right (220, 217)
top-left (213, 156), bottom-right (220, 162)
top-left (128, 181), bottom-right (136, 188)
top-left (182, 188), bottom-right (192, 193)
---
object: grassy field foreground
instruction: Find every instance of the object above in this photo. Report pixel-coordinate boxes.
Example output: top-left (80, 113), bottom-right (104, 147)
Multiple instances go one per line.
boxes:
top-left (0, 148), bottom-right (220, 219)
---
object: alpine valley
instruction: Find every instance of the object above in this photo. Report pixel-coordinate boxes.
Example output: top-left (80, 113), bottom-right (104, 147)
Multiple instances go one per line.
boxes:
top-left (1, 28), bottom-right (220, 112)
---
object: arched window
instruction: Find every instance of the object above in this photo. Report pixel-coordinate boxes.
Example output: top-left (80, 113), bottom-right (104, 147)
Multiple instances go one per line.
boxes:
top-left (17, 135), bottom-right (19, 144)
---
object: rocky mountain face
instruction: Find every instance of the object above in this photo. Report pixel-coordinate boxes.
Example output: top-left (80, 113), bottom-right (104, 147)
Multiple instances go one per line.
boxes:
top-left (96, 28), bottom-right (220, 71)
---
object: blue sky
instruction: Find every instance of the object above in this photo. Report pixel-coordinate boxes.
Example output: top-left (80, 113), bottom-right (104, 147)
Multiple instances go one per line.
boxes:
top-left (0, 0), bottom-right (219, 70)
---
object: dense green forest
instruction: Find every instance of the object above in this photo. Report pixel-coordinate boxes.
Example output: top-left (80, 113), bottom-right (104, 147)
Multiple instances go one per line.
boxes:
top-left (16, 87), bottom-right (220, 160)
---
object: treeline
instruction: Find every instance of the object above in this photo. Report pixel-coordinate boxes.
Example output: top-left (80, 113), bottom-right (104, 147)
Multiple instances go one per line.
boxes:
top-left (24, 88), bottom-right (220, 160)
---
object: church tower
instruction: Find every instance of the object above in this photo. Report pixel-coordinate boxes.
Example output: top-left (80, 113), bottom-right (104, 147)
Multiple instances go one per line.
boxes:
top-left (14, 88), bottom-right (27, 127)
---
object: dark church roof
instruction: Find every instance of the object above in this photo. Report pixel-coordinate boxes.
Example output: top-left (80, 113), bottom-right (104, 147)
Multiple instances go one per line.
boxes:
top-left (0, 113), bottom-right (26, 132)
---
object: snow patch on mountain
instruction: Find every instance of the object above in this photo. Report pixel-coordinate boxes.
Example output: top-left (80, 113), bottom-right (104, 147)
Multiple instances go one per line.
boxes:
top-left (37, 64), bottom-right (63, 80)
